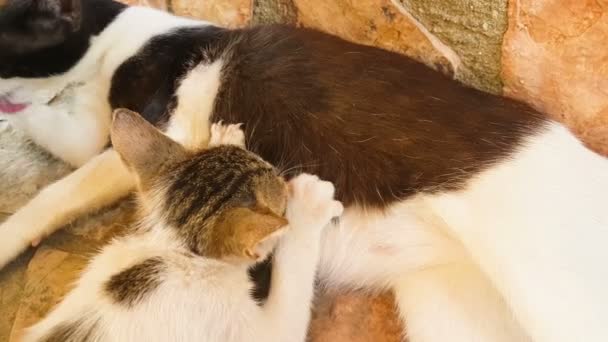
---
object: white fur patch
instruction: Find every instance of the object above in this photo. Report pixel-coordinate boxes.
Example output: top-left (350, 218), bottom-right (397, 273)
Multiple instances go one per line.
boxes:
top-left (165, 60), bottom-right (224, 149)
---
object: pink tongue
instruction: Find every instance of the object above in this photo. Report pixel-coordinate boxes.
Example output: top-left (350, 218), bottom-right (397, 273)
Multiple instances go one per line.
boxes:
top-left (0, 96), bottom-right (29, 114)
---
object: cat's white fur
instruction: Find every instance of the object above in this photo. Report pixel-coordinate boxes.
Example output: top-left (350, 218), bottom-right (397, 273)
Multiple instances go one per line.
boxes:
top-left (23, 166), bottom-right (343, 342)
top-left (2, 6), bottom-right (608, 342)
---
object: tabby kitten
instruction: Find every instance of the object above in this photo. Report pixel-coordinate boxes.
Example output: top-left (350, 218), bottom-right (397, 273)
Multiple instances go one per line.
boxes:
top-left (22, 109), bottom-right (343, 342)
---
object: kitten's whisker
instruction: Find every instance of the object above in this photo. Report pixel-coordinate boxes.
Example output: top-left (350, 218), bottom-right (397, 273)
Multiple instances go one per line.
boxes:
top-left (278, 161), bottom-right (321, 177)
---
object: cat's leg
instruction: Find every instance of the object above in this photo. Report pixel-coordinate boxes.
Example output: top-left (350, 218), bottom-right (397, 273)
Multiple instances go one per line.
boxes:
top-left (208, 122), bottom-right (245, 148)
top-left (0, 149), bottom-right (134, 269)
top-left (393, 263), bottom-right (530, 342)
top-left (318, 204), bottom-right (530, 342)
top-left (6, 102), bottom-right (111, 167)
top-left (261, 174), bottom-right (343, 342)
top-left (427, 124), bottom-right (608, 341)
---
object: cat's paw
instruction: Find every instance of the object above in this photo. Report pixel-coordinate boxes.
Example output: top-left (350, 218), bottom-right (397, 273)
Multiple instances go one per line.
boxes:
top-left (286, 173), bottom-right (343, 230)
top-left (209, 121), bottom-right (246, 147)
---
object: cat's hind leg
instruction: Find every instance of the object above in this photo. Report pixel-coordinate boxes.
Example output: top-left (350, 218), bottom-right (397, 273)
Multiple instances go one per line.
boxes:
top-left (393, 264), bottom-right (530, 342)
top-left (316, 199), bottom-right (529, 342)
top-left (427, 124), bottom-right (608, 341)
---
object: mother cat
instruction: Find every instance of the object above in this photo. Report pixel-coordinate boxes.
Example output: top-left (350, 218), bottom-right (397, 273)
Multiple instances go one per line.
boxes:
top-left (1, 0), bottom-right (607, 341)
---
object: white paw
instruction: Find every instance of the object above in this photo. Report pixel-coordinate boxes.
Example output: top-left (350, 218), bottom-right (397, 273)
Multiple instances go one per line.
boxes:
top-left (209, 121), bottom-right (246, 147)
top-left (286, 173), bottom-right (343, 230)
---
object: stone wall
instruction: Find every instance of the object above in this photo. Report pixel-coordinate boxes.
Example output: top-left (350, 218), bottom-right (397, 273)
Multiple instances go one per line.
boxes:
top-left (128, 0), bottom-right (608, 156)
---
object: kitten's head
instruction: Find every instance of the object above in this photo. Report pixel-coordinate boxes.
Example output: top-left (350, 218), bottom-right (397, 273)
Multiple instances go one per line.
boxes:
top-left (111, 109), bottom-right (289, 264)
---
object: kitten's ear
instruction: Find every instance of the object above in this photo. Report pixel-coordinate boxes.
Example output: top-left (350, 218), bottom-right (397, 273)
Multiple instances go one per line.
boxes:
top-left (0, 0), bottom-right (82, 54)
top-left (222, 207), bottom-right (289, 261)
top-left (111, 108), bottom-right (188, 183)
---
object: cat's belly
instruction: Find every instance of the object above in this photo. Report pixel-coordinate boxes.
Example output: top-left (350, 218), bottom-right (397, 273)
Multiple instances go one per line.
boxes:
top-left (316, 196), bottom-right (468, 290)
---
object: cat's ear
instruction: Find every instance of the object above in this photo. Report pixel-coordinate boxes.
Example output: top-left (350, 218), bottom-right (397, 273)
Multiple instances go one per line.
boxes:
top-left (220, 207), bottom-right (289, 261)
top-left (111, 108), bottom-right (188, 183)
top-left (0, 0), bottom-right (82, 54)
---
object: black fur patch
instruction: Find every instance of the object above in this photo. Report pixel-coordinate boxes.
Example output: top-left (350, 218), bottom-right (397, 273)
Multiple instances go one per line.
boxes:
top-left (211, 25), bottom-right (549, 209)
top-left (249, 256), bottom-right (272, 303)
top-left (105, 257), bottom-right (166, 307)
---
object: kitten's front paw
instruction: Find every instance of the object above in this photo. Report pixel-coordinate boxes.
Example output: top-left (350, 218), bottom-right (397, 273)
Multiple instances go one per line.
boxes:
top-left (286, 174), bottom-right (343, 230)
top-left (209, 121), bottom-right (246, 147)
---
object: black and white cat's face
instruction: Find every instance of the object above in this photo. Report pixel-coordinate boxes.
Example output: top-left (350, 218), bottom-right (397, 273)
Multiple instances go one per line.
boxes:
top-left (0, 0), bottom-right (85, 112)
top-left (0, 0), bottom-right (126, 115)
top-left (0, 0), bottom-right (82, 62)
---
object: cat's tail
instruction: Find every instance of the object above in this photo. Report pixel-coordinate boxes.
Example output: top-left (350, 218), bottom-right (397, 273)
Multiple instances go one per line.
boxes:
top-left (22, 313), bottom-right (103, 342)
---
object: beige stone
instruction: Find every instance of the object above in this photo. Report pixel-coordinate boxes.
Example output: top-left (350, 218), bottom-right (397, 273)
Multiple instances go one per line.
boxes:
top-left (293, 0), bottom-right (453, 76)
top-left (0, 250), bottom-right (34, 342)
top-left (120, 0), bottom-right (167, 10)
top-left (172, 0), bottom-right (252, 28)
top-left (309, 291), bottom-right (402, 342)
top-left (9, 247), bottom-right (87, 341)
top-left (502, 0), bottom-right (608, 155)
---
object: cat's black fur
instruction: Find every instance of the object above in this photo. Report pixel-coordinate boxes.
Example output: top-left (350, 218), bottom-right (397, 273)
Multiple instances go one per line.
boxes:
top-left (110, 24), bottom-right (547, 209)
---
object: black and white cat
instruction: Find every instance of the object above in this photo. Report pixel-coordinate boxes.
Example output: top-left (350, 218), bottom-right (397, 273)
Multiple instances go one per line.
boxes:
top-left (1, 0), bottom-right (607, 341)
